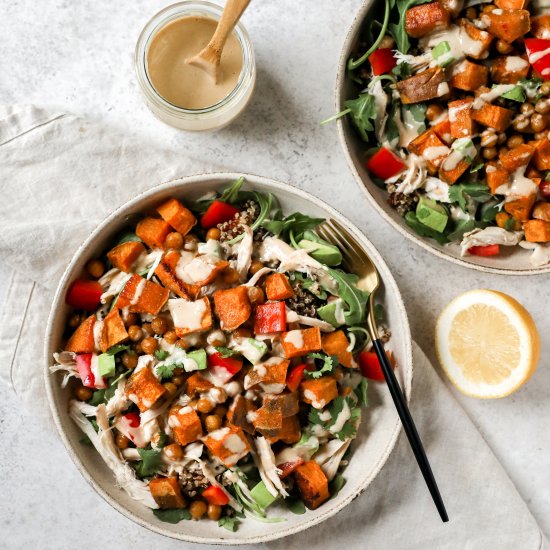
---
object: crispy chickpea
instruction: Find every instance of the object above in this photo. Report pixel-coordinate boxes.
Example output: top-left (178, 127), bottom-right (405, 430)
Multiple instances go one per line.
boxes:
top-left (176, 338), bottom-right (190, 350)
top-left (465, 6), bottom-right (477, 20)
top-left (247, 286), bottom-right (265, 304)
top-left (513, 114), bottom-right (530, 132)
top-left (378, 34), bottom-right (395, 49)
top-left (206, 227), bottom-right (221, 240)
top-left (497, 132), bottom-right (507, 145)
top-left (205, 414), bottom-right (222, 432)
top-left (531, 113), bottom-right (547, 133)
top-left (233, 327), bottom-right (252, 339)
top-left (222, 267), bottom-right (240, 284)
top-left (480, 129), bottom-right (497, 148)
top-left (482, 4), bottom-right (495, 12)
top-left (197, 398), bottom-right (215, 414)
top-left (68, 313), bottom-right (81, 328)
top-left (173, 367), bottom-right (184, 376)
top-left (128, 325), bottom-right (144, 342)
top-left (115, 433), bottom-right (130, 450)
top-left (499, 146), bottom-right (509, 156)
top-left (75, 385), bottom-right (93, 401)
top-left (123, 312), bottom-right (139, 327)
top-left (164, 443), bottom-right (183, 461)
top-left (184, 234), bottom-right (199, 251)
top-left (495, 39), bottom-right (513, 55)
top-left (188, 399), bottom-right (198, 409)
top-left (164, 330), bottom-right (178, 344)
top-left (507, 135), bottom-right (524, 149)
top-left (141, 336), bottom-right (158, 355)
top-left (249, 260), bottom-right (265, 275)
top-left (213, 405), bottom-right (227, 417)
top-left (425, 103), bottom-right (443, 122)
top-left (520, 103), bottom-right (535, 116)
top-left (207, 331), bottom-right (226, 347)
top-left (133, 342), bottom-right (143, 354)
top-left (122, 351), bottom-right (138, 370)
top-left (172, 375), bottom-right (185, 386)
top-left (163, 381), bottom-right (178, 398)
top-left (482, 147), bottom-right (498, 160)
top-left (164, 231), bottom-right (184, 249)
top-left (86, 259), bottom-right (105, 279)
top-left (151, 316), bottom-right (168, 335)
top-left (540, 83), bottom-right (550, 96)
top-left (535, 131), bottom-right (549, 140)
top-left (142, 323), bottom-right (154, 337)
top-left (189, 500), bottom-right (207, 520)
top-left (207, 504), bottom-right (222, 521)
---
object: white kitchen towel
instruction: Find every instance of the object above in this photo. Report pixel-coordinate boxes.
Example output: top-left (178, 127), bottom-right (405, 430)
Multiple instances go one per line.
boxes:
top-left (0, 106), bottom-right (547, 549)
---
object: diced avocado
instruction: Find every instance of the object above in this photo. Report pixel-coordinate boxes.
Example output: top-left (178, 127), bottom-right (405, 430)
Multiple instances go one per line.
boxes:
top-left (500, 85), bottom-right (525, 103)
top-left (431, 41), bottom-right (454, 67)
top-left (298, 231), bottom-right (342, 266)
top-left (250, 481), bottom-right (278, 509)
top-left (98, 353), bottom-right (116, 378)
top-left (185, 349), bottom-right (207, 371)
top-left (237, 338), bottom-right (267, 364)
top-left (416, 197), bottom-right (448, 233)
top-left (317, 299), bottom-right (345, 327)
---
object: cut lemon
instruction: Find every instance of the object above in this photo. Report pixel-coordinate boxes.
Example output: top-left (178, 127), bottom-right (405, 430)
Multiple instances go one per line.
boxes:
top-left (436, 289), bottom-right (540, 399)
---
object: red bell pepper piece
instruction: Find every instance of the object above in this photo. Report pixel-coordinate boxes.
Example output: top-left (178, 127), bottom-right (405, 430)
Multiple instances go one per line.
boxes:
top-left (254, 301), bottom-right (287, 334)
top-left (369, 48), bottom-right (396, 76)
top-left (359, 350), bottom-right (396, 382)
top-left (124, 411), bottom-right (141, 428)
top-left (286, 363), bottom-right (314, 392)
top-left (525, 38), bottom-right (550, 78)
top-left (207, 352), bottom-right (243, 384)
top-left (66, 279), bottom-right (102, 311)
top-left (277, 458), bottom-right (305, 479)
top-left (202, 484), bottom-right (230, 506)
top-left (468, 244), bottom-right (500, 257)
top-left (75, 353), bottom-right (107, 389)
top-left (200, 200), bottom-right (239, 229)
top-left (366, 148), bottom-right (406, 181)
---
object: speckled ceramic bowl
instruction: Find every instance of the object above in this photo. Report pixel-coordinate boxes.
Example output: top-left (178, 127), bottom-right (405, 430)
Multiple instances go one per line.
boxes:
top-left (336, 0), bottom-right (550, 275)
top-left (45, 173), bottom-right (413, 544)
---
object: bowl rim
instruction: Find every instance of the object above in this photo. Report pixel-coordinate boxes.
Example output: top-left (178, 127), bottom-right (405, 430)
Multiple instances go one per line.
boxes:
top-left (44, 172), bottom-right (413, 544)
top-left (335, 0), bottom-right (550, 276)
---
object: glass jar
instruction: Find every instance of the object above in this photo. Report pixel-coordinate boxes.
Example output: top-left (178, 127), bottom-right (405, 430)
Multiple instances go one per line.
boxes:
top-left (135, 1), bottom-right (256, 131)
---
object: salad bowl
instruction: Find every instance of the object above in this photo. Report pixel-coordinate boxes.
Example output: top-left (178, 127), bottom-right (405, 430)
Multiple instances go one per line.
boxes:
top-left (336, 0), bottom-right (550, 275)
top-left (45, 173), bottom-right (412, 544)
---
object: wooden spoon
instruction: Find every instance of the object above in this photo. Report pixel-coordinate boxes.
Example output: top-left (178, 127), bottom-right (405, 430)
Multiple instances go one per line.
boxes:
top-left (185, 0), bottom-right (251, 84)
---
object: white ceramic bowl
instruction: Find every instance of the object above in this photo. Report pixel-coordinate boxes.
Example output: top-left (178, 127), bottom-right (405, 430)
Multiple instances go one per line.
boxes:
top-left (44, 173), bottom-right (413, 544)
top-left (336, 0), bottom-right (550, 275)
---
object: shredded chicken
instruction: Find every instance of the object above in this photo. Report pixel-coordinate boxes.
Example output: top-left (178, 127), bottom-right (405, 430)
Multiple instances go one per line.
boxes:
top-left (460, 227), bottom-right (523, 256)
top-left (285, 307), bottom-right (335, 332)
top-left (244, 266), bottom-right (274, 286)
top-left (236, 225), bottom-right (254, 281)
top-left (314, 439), bottom-right (352, 481)
top-left (385, 154), bottom-right (427, 195)
top-left (254, 436), bottom-right (288, 497)
top-left (99, 269), bottom-right (131, 303)
top-left (50, 352), bottom-right (78, 387)
top-left (519, 241), bottom-right (550, 267)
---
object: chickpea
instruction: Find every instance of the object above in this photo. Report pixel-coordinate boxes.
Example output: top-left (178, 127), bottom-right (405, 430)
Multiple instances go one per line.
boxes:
top-left (495, 39), bottom-right (513, 55)
top-left (497, 132), bottom-right (507, 145)
top-left (465, 7), bottom-right (477, 20)
top-left (142, 323), bottom-right (154, 337)
top-left (172, 375), bottom-right (185, 386)
top-left (128, 325), bottom-right (144, 342)
top-left (540, 83), bottom-right (550, 96)
top-left (163, 381), bottom-right (178, 398)
top-left (512, 114), bottom-right (530, 132)
top-left (188, 399), bottom-right (198, 409)
top-left (425, 103), bottom-right (443, 122)
top-left (520, 103), bottom-right (535, 116)
top-left (482, 147), bottom-right (498, 160)
top-left (68, 313), bottom-right (81, 328)
top-left (75, 385), bottom-right (93, 401)
top-left (535, 131), bottom-right (549, 140)
top-left (173, 367), bottom-right (184, 376)
top-left (249, 260), bottom-right (265, 275)
top-left (222, 267), bottom-right (240, 284)
top-left (206, 227), bottom-right (221, 240)
top-left (499, 146), bottom-right (509, 156)
top-left (205, 414), bottom-right (222, 432)
top-left (207, 504), bottom-right (222, 521)
top-left (378, 35), bottom-right (395, 49)
top-left (247, 286), bottom-right (265, 305)
top-left (482, 4), bottom-right (495, 12)
top-left (213, 405), bottom-right (227, 417)
top-left (184, 234), bottom-right (199, 251)
top-left (164, 443), bottom-right (183, 461)
top-left (122, 351), bottom-right (138, 370)
top-left (151, 316), bottom-right (168, 335)
top-left (141, 336), bottom-right (158, 355)
top-left (176, 338), bottom-right (190, 350)
top-left (197, 398), bottom-right (215, 414)
top-left (123, 312), bottom-right (139, 327)
top-left (115, 433), bottom-right (130, 450)
top-left (531, 113), bottom-right (547, 133)
top-left (133, 342), bottom-right (143, 355)
top-left (86, 259), bottom-right (105, 279)
top-left (164, 330), bottom-right (179, 344)
top-left (189, 500), bottom-right (207, 520)
top-left (207, 331), bottom-right (226, 347)
top-left (480, 129), bottom-right (497, 148)
top-left (164, 231), bottom-right (184, 249)
top-left (507, 135), bottom-right (524, 149)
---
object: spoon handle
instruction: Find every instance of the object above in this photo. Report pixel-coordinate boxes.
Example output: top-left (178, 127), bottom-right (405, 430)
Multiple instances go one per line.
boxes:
top-left (208, 0), bottom-right (251, 57)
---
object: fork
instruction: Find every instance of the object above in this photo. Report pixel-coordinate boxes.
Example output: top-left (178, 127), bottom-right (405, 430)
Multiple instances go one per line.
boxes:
top-left (316, 219), bottom-right (449, 523)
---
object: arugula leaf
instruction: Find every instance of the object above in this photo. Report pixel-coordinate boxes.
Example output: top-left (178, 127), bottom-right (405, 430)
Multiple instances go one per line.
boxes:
top-left (355, 378), bottom-right (369, 406)
top-left (403, 103), bottom-right (426, 123)
top-left (326, 269), bottom-right (370, 326)
top-left (153, 508), bottom-right (191, 524)
top-left (214, 346), bottom-right (241, 358)
top-left (262, 212), bottom-right (324, 242)
top-left (286, 498), bottom-right (306, 515)
top-left (385, 101), bottom-right (400, 146)
top-left (116, 231), bottom-right (141, 246)
top-left (447, 218), bottom-right (476, 242)
top-left (342, 93), bottom-right (378, 142)
top-left (218, 516), bottom-right (240, 532)
top-left (305, 353), bottom-right (338, 378)
top-left (329, 474), bottom-right (347, 499)
top-left (290, 272), bottom-right (327, 299)
top-left (156, 362), bottom-right (183, 380)
top-left (106, 344), bottom-right (130, 355)
top-left (470, 161), bottom-right (484, 173)
top-left (154, 349), bottom-right (169, 361)
top-left (405, 212), bottom-right (450, 245)
top-left (88, 383), bottom-right (117, 406)
top-left (327, 397), bottom-right (361, 440)
top-left (219, 176), bottom-right (245, 204)
top-left (392, 61), bottom-right (411, 78)
top-left (134, 448), bottom-right (163, 478)
top-left (449, 183), bottom-right (492, 211)
top-left (389, 0), bottom-right (432, 53)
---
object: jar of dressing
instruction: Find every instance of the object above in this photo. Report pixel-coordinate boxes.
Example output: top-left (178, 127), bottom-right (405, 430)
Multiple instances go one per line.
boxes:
top-left (135, 1), bottom-right (256, 131)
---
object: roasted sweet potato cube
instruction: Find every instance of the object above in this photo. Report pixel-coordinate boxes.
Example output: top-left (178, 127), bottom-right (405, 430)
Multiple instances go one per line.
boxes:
top-left (490, 56), bottom-right (529, 84)
top-left (471, 103), bottom-right (513, 132)
top-left (322, 330), bottom-right (356, 368)
top-left (431, 118), bottom-right (453, 145)
top-left (408, 129), bottom-right (450, 173)
top-left (523, 219), bottom-right (550, 242)
top-left (449, 99), bottom-right (476, 139)
top-left (300, 376), bottom-right (338, 409)
top-left (107, 241), bottom-right (145, 273)
top-left (458, 19), bottom-right (493, 59)
top-left (244, 357), bottom-right (290, 393)
top-left (169, 405), bottom-right (203, 446)
top-left (125, 366), bottom-right (166, 412)
top-left (202, 426), bottom-right (251, 467)
top-left (168, 297), bottom-right (213, 336)
top-left (532, 15), bottom-right (550, 39)
top-left (100, 307), bottom-right (128, 353)
top-left (136, 217), bottom-right (172, 249)
top-left (154, 250), bottom-right (195, 299)
top-left (251, 402), bottom-right (283, 438)
top-left (149, 477), bottom-right (186, 509)
top-left (533, 202), bottom-right (550, 222)
top-left (495, 0), bottom-right (527, 8)
top-left (267, 415), bottom-right (301, 445)
top-left (213, 286), bottom-right (251, 331)
top-left (156, 198), bottom-right (196, 236)
top-left (396, 67), bottom-right (449, 104)
top-left (265, 273), bottom-right (295, 301)
top-left (439, 156), bottom-right (470, 185)
top-left (438, 0), bottom-right (461, 16)
top-left (450, 60), bottom-right (488, 91)
top-left (294, 461), bottom-right (329, 510)
top-left (504, 194), bottom-right (537, 222)
top-left (485, 162), bottom-right (510, 193)
top-left (117, 274), bottom-right (169, 315)
top-left (483, 9), bottom-right (530, 43)
top-left (533, 139), bottom-right (550, 171)
top-left (499, 144), bottom-right (535, 171)
top-left (405, 2), bottom-right (450, 38)
top-left (185, 372), bottom-right (213, 397)
top-left (281, 327), bottom-right (322, 359)
top-left (227, 395), bottom-right (256, 434)
top-left (66, 314), bottom-right (96, 353)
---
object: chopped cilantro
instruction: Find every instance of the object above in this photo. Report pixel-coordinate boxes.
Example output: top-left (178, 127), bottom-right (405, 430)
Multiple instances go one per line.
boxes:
top-left (133, 448), bottom-right (163, 478)
top-left (156, 362), bottom-right (183, 379)
top-left (218, 516), bottom-right (240, 531)
top-left (153, 508), bottom-right (191, 523)
top-left (305, 353), bottom-right (338, 379)
top-left (106, 344), bottom-right (130, 355)
top-left (154, 349), bottom-right (169, 361)
top-left (308, 397), bottom-right (362, 441)
top-left (355, 378), bottom-right (369, 406)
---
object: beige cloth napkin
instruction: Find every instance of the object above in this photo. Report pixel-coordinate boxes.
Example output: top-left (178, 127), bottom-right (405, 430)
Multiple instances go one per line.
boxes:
top-left (0, 106), bottom-right (547, 549)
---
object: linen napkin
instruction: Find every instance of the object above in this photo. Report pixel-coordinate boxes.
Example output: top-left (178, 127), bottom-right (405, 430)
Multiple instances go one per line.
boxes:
top-left (0, 106), bottom-right (547, 549)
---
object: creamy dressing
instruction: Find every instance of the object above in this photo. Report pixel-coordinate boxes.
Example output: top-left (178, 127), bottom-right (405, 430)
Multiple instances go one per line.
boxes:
top-left (283, 330), bottom-right (304, 349)
top-left (304, 389), bottom-right (326, 409)
top-left (168, 298), bottom-right (207, 331)
top-left (423, 145), bottom-right (450, 162)
top-left (224, 433), bottom-right (247, 453)
top-left (424, 177), bottom-right (451, 202)
top-left (329, 399), bottom-right (351, 434)
top-left (528, 46), bottom-right (550, 65)
top-left (505, 56), bottom-right (528, 72)
top-left (130, 278), bottom-right (147, 306)
top-left (472, 84), bottom-right (515, 109)
top-left (449, 101), bottom-right (470, 122)
top-left (496, 166), bottom-right (538, 200)
top-left (178, 255), bottom-right (217, 284)
top-left (424, 25), bottom-right (487, 65)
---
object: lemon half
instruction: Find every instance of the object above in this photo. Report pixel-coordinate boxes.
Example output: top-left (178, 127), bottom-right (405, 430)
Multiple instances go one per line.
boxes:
top-left (436, 289), bottom-right (540, 399)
